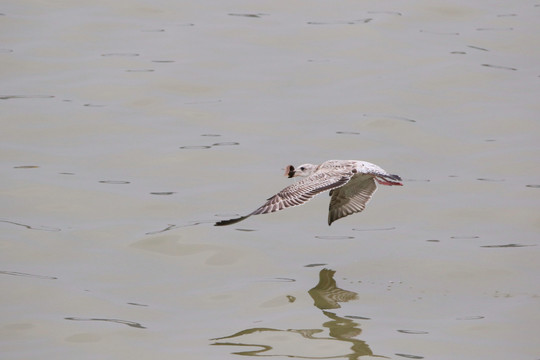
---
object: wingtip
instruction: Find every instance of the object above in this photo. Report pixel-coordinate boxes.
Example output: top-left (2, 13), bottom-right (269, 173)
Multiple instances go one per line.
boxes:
top-left (214, 215), bottom-right (250, 226)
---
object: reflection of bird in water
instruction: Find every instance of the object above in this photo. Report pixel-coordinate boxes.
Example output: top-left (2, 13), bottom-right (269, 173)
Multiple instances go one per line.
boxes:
top-left (322, 311), bottom-right (363, 339)
top-left (309, 269), bottom-right (359, 309)
top-left (210, 269), bottom-right (383, 359)
top-left (215, 160), bottom-right (402, 226)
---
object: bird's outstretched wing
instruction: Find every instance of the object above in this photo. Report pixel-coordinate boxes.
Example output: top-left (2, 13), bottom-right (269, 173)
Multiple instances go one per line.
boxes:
top-left (215, 171), bottom-right (353, 226)
top-left (327, 175), bottom-right (378, 225)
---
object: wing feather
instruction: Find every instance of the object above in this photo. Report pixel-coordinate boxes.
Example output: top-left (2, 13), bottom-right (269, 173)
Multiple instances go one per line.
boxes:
top-left (327, 175), bottom-right (378, 225)
top-left (250, 171), bottom-right (351, 215)
top-left (215, 171), bottom-right (353, 226)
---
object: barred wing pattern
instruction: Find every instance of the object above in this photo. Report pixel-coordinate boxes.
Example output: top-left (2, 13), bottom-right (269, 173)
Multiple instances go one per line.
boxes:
top-left (251, 171), bottom-right (352, 215)
top-left (215, 171), bottom-right (353, 226)
top-left (327, 175), bottom-right (377, 226)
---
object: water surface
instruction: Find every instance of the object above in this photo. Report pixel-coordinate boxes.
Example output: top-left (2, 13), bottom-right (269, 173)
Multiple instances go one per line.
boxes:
top-left (1, 1), bottom-right (539, 359)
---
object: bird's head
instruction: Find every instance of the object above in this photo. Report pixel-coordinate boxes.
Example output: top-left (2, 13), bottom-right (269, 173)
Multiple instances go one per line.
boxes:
top-left (284, 163), bottom-right (317, 178)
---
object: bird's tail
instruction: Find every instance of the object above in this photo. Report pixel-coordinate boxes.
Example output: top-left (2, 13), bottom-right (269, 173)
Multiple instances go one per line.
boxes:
top-left (375, 174), bottom-right (403, 186)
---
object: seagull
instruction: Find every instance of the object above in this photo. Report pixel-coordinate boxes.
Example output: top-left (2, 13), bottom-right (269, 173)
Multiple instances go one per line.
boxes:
top-left (214, 160), bottom-right (402, 226)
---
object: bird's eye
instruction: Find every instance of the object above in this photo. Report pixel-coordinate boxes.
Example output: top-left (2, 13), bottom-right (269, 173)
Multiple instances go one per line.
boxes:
top-left (300, 167), bottom-right (305, 171)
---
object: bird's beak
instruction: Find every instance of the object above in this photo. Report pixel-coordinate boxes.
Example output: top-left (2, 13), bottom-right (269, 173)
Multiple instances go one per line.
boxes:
top-left (285, 165), bottom-right (296, 178)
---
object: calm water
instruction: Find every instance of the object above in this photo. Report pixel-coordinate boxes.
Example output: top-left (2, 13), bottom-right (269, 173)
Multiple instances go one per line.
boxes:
top-left (1, 1), bottom-right (539, 359)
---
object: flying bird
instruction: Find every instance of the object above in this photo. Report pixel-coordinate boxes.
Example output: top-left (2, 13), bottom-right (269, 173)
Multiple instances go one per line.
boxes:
top-left (215, 160), bottom-right (402, 226)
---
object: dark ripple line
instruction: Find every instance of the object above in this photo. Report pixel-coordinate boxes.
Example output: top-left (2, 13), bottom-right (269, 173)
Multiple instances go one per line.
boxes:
top-left (127, 302), bottom-right (149, 307)
top-left (14, 165), bottom-right (39, 169)
top-left (65, 317), bottom-right (146, 329)
top-left (145, 224), bottom-right (177, 235)
top-left (228, 13), bottom-right (267, 18)
top-left (481, 64), bottom-right (517, 71)
top-left (179, 141), bottom-right (239, 149)
top-left (481, 243), bottom-right (536, 248)
top-left (468, 45), bottom-right (489, 51)
top-left (101, 53), bottom-right (139, 57)
top-left (345, 315), bottom-right (371, 320)
top-left (0, 220), bottom-right (61, 232)
top-left (363, 113), bottom-right (417, 122)
top-left (99, 180), bottom-right (131, 184)
top-left (212, 142), bottom-right (239, 146)
top-left (125, 69), bottom-right (154, 72)
top-left (477, 27), bottom-right (513, 31)
top-left (397, 329), bottom-right (429, 334)
top-left (395, 353), bottom-right (424, 359)
top-left (179, 145), bottom-right (212, 149)
top-left (0, 95), bottom-right (55, 100)
top-left (315, 235), bottom-right (355, 240)
top-left (258, 277), bottom-right (296, 282)
top-left (0, 270), bottom-right (57, 280)
top-left (477, 177), bottom-right (505, 182)
top-left (83, 103), bottom-right (106, 107)
top-left (307, 58), bottom-right (331, 63)
top-left (145, 220), bottom-right (215, 234)
top-left (456, 315), bottom-right (484, 320)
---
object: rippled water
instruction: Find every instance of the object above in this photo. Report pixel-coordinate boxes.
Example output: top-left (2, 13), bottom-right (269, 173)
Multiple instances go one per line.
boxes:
top-left (2, 1), bottom-right (539, 359)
